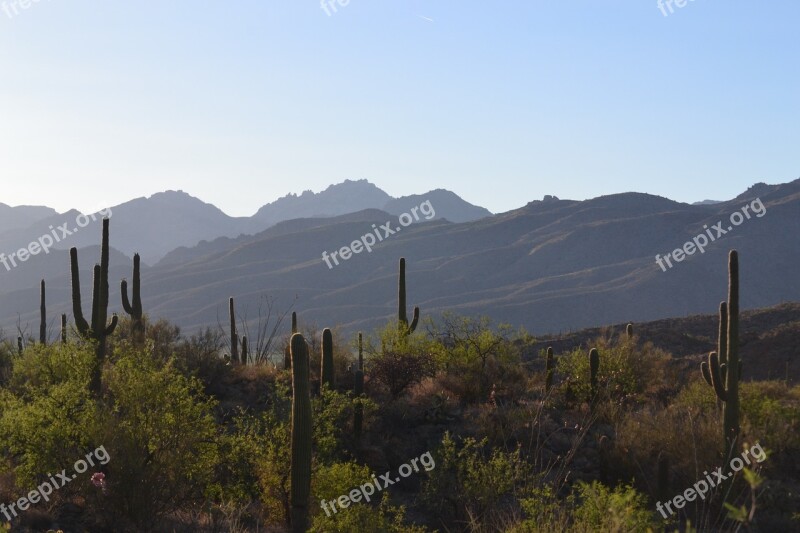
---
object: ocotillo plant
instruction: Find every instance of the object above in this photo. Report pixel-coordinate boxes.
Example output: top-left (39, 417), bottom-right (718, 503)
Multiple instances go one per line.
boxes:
top-left (699, 250), bottom-right (741, 462)
top-left (290, 333), bottom-right (312, 533)
top-left (398, 257), bottom-right (419, 335)
top-left (70, 218), bottom-right (118, 395)
top-left (121, 253), bottom-right (144, 342)
top-left (545, 346), bottom-right (554, 393)
top-left (321, 328), bottom-right (335, 390)
top-left (229, 297), bottom-right (239, 364)
top-left (241, 335), bottom-right (249, 365)
top-left (61, 314), bottom-right (67, 344)
top-left (589, 348), bottom-right (600, 405)
top-left (39, 279), bottom-right (46, 344)
top-left (285, 311), bottom-right (297, 370)
top-left (354, 368), bottom-right (364, 441)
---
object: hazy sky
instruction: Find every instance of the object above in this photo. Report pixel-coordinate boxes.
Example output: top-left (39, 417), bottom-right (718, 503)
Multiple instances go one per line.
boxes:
top-left (1, 1), bottom-right (798, 216)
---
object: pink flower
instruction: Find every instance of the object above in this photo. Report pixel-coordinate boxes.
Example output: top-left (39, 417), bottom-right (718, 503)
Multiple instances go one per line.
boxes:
top-left (90, 472), bottom-right (106, 488)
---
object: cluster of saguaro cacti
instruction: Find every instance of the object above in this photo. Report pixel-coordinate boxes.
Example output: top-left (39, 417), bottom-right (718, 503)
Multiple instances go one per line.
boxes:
top-left (589, 347), bottom-right (600, 405)
top-left (398, 257), bottom-right (419, 334)
top-left (700, 250), bottom-right (742, 461)
top-left (320, 328), bottom-right (335, 389)
top-left (121, 253), bottom-right (145, 342)
top-left (545, 346), bottom-right (555, 393)
top-left (289, 333), bottom-right (312, 533)
top-left (70, 218), bottom-right (118, 395)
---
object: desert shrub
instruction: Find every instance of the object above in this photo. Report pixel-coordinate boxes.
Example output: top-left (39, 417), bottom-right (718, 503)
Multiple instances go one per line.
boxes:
top-left (510, 481), bottom-right (656, 533)
top-left (91, 345), bottom-right (219, 527)
top-left (740, 381), bottom-right (800, 458)
top-left (421, 432), bottom-right (531, 526)
top-left (568, 481), bottom-right (657, 532)
top-left (365, 324), bottom-right (436, 400)
top-left (427, 313), bottom-right (530, 405)
top-left (0, 343), bottom-right (220, 529)
top-left (310, 462), bottom-right (428, 532)
top-left (0, 344), bottom-right (98, 489)
top-left (611, 403), bottom-right (721, 500)
top-left (556, 335), bottom-right (672, 408)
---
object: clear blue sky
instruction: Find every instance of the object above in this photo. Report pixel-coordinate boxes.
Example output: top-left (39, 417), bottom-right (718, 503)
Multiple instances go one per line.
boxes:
top-left (1, 1), bottom-right (798, 216)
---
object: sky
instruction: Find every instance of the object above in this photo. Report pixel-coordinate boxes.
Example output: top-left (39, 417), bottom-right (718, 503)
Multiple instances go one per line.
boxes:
top-left (0, 1), bottom-right (798, 217)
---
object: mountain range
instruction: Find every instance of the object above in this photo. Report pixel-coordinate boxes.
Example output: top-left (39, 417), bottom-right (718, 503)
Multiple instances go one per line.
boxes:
top-left (0, 178), bottom-right (798, 340)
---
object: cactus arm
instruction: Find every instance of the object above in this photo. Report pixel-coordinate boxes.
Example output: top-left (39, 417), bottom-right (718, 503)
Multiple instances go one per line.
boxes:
top-left (700, 361), bottom-right (712, 386)
top-left (708, 352), bottom-right (727, 402)
top-left (409, 306), bottom-right (420, 332)
top-left (105, 314), bottom-right (118, 336)
top-left (70, 248), bottom-right (90, 336)
top-left (121, 279), bottom-right (133, 314)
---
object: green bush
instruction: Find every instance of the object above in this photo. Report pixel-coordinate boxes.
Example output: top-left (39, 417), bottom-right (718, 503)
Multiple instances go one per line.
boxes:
top-left (311, 462), bottom-right (428, 532)
top-left (421, 432), bottom-right (531, 525)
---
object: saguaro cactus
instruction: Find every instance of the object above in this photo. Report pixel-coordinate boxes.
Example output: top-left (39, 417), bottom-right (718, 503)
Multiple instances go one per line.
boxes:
top-left (358, 331), bottom-right (363, 370)
top-left (354, 368), bottom-right (364, 441)
top-left (61, 314), bottom-right (67, 344)
top-left (17, 336), bottom-right (22, 356)
top-left (70, 218), bottom-right (118, 395)
top-left (398, 258), bottom-right (419, 334)
top-left (241, 335), bottom-right (249, 365)
top-left (285, 311), bottom-right (297, 370)
top-left (626, 323), bottom-right (633, 339)
top-left (321, 328), bottom-right (335, 390)
top-left (290, 333), bottom-right (312, 533)
top-left (545, 346), bottom-right (554, 393)
top-left (229, 297), bottom-right (239, 364)
top-left (121, 253), bottom-right (144, 341)
top-left (39, 279), bottom-right (46, 344)
top-left (700, 250), bottom-right (741, 461)
top-left (589, 348), bottom-right (600, 404)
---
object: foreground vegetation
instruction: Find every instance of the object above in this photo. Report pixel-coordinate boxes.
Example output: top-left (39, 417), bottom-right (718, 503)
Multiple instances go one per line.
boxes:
top-left (0, 220), bottom-right (797, 532)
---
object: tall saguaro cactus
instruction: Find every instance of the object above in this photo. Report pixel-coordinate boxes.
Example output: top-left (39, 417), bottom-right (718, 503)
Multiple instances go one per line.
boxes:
top-left (354, 368), bottom-right (364, 441)
top-left (321, 328), bottom-right (335, 390)
top-left (241, 336), bottom-right (249, 365)
top-left (290, 333), bottom-right (312, 533)
top-left (398, 258), bottom-right (420, 334)
top-left (70, 218), bottom-right (118, 395)
top-left (121, 253), bottom-right (144, 341)
top-left (39, 279), bottom-right (46, 344)
top-left (358, 331), bottom-right (363, 370)
top-left (545, 346), bottom-right (554, 393)
top-left (229, 297), bottom-right (239, 364)
top-left (700, 250), bottom-right (741, 461)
